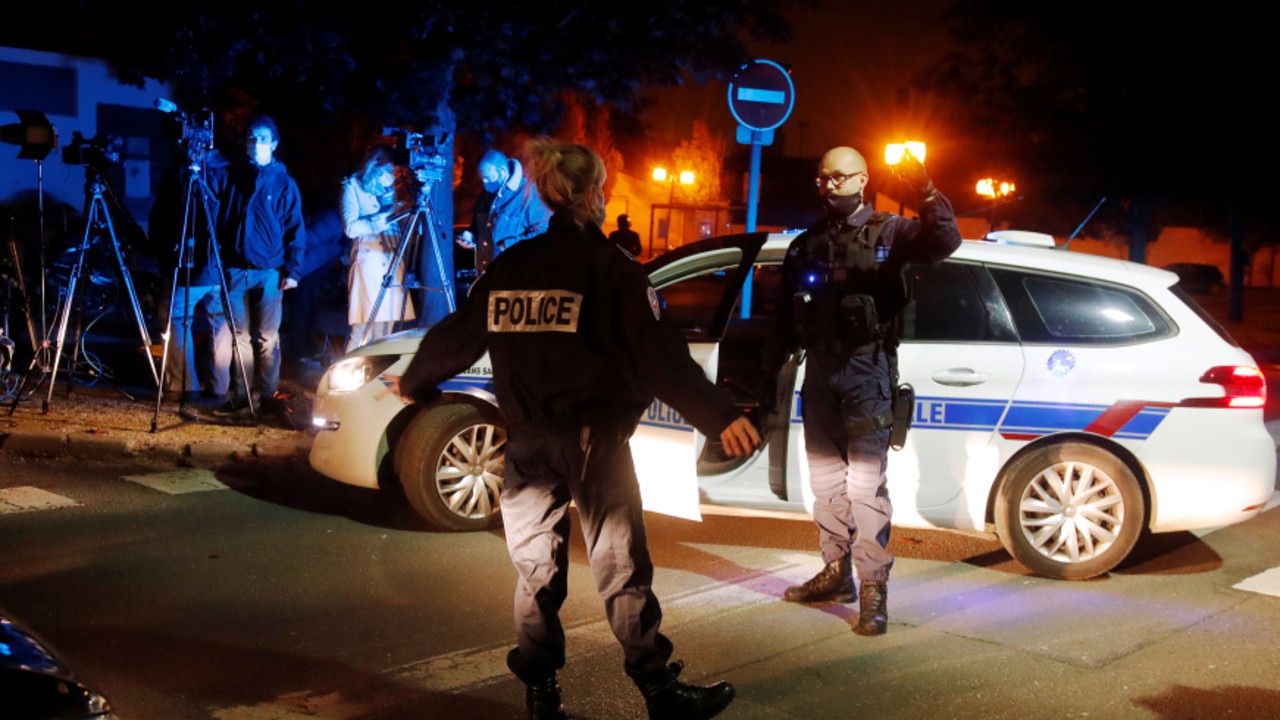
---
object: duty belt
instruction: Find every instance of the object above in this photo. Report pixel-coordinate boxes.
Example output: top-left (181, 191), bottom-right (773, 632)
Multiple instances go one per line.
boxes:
top-left (845, 410), bottom-right (894, 438)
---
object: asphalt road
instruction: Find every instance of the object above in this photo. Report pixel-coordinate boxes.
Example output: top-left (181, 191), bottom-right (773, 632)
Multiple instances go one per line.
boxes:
top-left (2, 453), bottom-right (1279, 720)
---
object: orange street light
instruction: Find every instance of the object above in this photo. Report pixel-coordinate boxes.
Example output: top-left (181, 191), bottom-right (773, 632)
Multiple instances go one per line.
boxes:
top-left (884, 141), bottom-right (926, 166)
top-left (652, 167), bottom-right (695, 186)
top-left (976, 178), bottom-right (1016, 198)
top-left (651, 167), bottom-right (696, 254)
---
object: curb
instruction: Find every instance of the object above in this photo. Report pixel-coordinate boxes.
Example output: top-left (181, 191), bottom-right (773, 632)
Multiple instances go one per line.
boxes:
top-left (0, 429), bottom-right (314, 467)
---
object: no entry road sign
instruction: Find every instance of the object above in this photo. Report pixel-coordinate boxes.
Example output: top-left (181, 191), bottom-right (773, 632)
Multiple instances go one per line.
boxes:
top-left (727, 59), bottom-right (795, 132)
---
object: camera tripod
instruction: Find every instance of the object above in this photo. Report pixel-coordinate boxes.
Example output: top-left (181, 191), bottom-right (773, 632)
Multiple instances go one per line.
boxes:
top-left (149, 156), bottom-right (255, 431)
top-left (359, 177), bottom-right (456, 347)
top-left (7, 166), bottom-right (158, 415)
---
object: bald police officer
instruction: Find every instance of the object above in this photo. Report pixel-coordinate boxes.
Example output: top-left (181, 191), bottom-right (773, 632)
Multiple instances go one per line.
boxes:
top-left (779, 145), bottom-right (961, 636)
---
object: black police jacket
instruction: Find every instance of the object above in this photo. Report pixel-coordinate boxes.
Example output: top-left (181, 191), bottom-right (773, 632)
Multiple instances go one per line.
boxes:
top-left (399, 213), bottom-right (741, 441)
top-left (780, 189), bottom-right (962, 355)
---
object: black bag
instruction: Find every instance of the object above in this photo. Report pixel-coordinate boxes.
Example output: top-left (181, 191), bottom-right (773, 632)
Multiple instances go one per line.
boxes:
top-left (269, 382), bottom-right (314, 431)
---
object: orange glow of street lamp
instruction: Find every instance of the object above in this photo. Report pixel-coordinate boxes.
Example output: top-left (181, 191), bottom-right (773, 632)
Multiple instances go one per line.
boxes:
top-left (884, 141), bottom-right (926, 166)
top-left (976, 178), bottom-right (1016, 198)
top-left (652, 167), bottom-right (695, 185)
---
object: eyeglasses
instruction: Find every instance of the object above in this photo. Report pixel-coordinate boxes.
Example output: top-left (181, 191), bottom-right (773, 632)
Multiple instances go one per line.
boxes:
top-left (814, 171), bottom-right (865, 189)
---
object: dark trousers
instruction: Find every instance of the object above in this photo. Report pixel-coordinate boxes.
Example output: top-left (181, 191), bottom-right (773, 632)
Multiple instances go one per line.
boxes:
top-left (800, 350), bottom-right (895, 582)
top-left (501, 427), bottom-right (672, 683)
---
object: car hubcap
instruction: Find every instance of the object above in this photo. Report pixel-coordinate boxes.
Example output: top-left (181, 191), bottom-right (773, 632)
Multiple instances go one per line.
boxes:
top-left (1018, 461), bottom-right (1124, 563)
top-left (436, 424), bottom-right (505, 520)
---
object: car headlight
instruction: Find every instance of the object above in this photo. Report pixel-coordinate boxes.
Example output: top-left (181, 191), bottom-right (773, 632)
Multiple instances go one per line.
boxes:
top-left (325, 355), bottom-right (397, 394)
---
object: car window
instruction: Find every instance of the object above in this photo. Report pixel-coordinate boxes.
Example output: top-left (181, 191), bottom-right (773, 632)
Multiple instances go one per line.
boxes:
top-left (651, 247), bottom-right (749, 340)
top-left (901, 261), bottom-right (1017, 342)
top-left (722, 263), bottom-right (785, 322)
top-left (658, 270), bottom-right (739, 339)
top-left (990, 267), bottom-right (1175, 345)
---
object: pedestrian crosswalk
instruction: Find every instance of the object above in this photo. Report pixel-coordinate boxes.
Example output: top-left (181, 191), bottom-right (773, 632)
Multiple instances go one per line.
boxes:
top-left (121, 468), bottom-right (230, 494)
top-left (4, 474), bottom-right (1280, 601)
top-left (0, 486), bottom-right (80, 514)
top-left (0, 469), bottom-right (229, 514)
top-left (1233, 567), bottom-right (1280, 598)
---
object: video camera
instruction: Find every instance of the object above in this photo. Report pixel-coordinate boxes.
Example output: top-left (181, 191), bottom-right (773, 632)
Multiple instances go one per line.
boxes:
top-left (61, 132), bottom-right (121, 168)
top-left (383, 128), bottom-right (450, 183)
top-left (154, 99), bottom-right (215, 163)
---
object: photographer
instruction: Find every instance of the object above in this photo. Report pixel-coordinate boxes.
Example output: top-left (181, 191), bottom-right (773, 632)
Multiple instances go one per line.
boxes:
top-left (777, 145), bottom-right (960, 636)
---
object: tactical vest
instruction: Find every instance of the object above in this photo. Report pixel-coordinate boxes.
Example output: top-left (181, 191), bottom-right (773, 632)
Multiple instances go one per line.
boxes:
top-left (792, 211), bottom-right (908, 357)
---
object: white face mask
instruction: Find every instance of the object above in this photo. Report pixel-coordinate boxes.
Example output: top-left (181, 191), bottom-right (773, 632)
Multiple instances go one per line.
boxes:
top-left (248, 129), bottom-right (277, 166)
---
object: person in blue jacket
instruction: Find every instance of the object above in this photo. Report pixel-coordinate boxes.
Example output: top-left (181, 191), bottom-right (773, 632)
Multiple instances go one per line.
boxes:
top-left (456, 148), bottom-right (551, 275)
top-left (207, 116), bottom-right (306, 415)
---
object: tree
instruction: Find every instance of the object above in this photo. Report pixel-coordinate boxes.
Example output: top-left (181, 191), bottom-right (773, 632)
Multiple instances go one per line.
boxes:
top-left (6, 1), bottom-right (795, 322)
top-left (670, 121), bottom-right (724, 204)
top-left (915, 2), bottom-right (1273, 244)
top-left (21, 2), bottom-right (792, 135)
top-left (558, 92), bottom-right (624, 202)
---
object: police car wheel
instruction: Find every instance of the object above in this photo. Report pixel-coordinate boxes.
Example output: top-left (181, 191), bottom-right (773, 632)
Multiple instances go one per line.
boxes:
top-left (397, 403), bottom-right (506, 531)
top-left (994, 442), bottom-right (1145, 581)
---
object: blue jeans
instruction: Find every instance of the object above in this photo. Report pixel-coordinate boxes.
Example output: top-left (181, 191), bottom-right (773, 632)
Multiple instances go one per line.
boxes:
top-left (218, 267), bottom-right (282, 400)
top-left (164, 285), bottom-right (229, 396)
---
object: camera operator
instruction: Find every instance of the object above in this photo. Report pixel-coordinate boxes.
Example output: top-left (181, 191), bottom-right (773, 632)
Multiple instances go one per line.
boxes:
top-left (777, 145), bottom-right (960, 636)
top-left (341, 147), bottom-right (414, 350)
top-left (207, 116), bottom-right (306, 417)
top-left (456, 148), bottom-right (551, 275)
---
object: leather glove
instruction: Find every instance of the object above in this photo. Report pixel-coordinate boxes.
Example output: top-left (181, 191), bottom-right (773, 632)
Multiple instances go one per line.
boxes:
top-left (892, 148), bottom-right (935, 197)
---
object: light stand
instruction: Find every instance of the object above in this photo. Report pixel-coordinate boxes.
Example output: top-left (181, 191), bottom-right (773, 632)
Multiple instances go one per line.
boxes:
top-left (1, 111), bottom-right (57, 406)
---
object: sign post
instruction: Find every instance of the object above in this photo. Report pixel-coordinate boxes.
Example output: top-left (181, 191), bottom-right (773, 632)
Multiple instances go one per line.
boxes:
top-left (728, 59), bottom-right (794, 316)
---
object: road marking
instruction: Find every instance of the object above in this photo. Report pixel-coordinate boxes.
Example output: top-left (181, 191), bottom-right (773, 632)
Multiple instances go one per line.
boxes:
top-left (122, 469), bottom-right (229, 494)
top-left (1233, 566), bottom-right (1280, 598)
top-left (0, 486), bottom-right (79, 514)
top-left (212, 563), bottom-right (799, 719)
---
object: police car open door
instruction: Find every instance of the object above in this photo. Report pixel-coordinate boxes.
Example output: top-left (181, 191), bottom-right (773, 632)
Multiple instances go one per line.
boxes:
top-left (629, 235), bottom-right (770, 521)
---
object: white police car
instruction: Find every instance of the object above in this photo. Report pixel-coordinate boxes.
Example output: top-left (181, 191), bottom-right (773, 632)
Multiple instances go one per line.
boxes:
top-left (309, 231), bottom-right (1275, 580)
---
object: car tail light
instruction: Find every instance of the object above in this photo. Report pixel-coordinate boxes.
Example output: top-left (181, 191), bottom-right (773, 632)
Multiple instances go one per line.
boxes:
top-left (1182, 366), bottom-right (1267, 408)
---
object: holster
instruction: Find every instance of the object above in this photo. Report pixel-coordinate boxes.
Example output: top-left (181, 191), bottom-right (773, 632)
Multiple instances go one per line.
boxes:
top-left (890, 383), bottom-right (915, 450)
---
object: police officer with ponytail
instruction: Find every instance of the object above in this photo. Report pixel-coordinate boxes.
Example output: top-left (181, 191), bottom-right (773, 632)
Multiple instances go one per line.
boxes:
top-left (393, 139), bottom-right (760, 720)
top-left (779, 145), bottom-right (960, 636)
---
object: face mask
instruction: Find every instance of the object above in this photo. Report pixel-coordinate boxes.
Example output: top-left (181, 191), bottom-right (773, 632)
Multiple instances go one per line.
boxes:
top-left (251, 142), bottom-right (274, 167)
top-left (823, 192), bottom-right (862, 218)
top-left (483, 180), bottom-right (502, 194)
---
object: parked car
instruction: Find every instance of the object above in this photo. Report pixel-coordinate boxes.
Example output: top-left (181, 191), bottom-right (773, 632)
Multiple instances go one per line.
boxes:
top-left (1162, 262), bottom-right (1225, 294)
top-left (309, 231), bottom-right (1275, 580)
top-left (1, 608), bottom-right (115, 718)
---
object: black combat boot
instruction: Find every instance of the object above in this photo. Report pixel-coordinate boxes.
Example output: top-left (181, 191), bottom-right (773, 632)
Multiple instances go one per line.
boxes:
top-left (524, 674), bottom-right (568, 720)
top-left (782, 556), bottom-right (855, 603)
top-left (852, 579), bottom-right (888, 636)
top-left (635, 663), bottom-right (735, 720)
